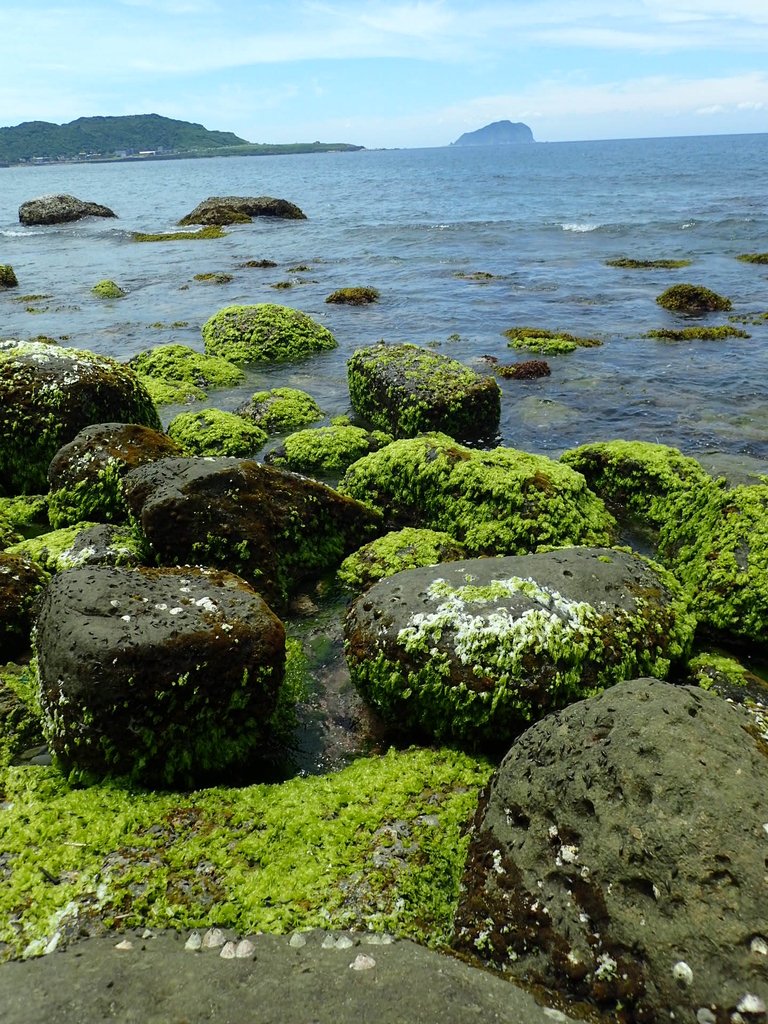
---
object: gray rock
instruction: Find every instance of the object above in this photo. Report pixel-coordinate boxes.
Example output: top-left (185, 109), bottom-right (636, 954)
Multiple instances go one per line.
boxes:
top-left (18, 193), bottom-right (117, 226)
top-left (36, 564), bottom-right (285, 787)
top-left (178, 195), bottom-right (306, 225)
top-left (453, 678), bottom-right (768, 1023)
top-left (344, 547), bottom-right (694, 744)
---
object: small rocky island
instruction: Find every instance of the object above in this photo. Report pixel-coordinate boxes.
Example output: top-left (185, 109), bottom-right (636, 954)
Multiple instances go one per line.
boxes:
top-left (452, 120), bottom-right (534, 146)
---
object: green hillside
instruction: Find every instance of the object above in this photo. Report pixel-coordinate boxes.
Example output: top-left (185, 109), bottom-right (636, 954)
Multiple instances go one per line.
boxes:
top-left (0, 113), bottom-right (363, 164)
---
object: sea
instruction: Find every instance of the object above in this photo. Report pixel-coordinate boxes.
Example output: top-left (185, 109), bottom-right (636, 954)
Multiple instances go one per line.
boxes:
top-left (2, 132), bottom-right (768, 478)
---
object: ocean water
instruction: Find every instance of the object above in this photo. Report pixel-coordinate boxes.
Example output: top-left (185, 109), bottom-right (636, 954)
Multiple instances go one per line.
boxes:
top-left (2, 132), bottom-right (768, 474)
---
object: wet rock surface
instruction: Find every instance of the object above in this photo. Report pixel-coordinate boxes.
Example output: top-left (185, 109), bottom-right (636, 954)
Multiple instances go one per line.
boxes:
top-left (453, 677), bottom-right (768, 1023)
top-left (178, 194), bottom-right (307, 224)
top-left (18, 193), bottom-right (117, 225)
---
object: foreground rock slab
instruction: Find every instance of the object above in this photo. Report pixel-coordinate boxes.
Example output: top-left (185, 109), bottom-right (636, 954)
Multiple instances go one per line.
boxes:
top-left (18, 193), bottom-right (117, 225)
top-left (0, 929), bottom-right (584, 1024)
top-left (453, 678), bottom-right (768, 1023)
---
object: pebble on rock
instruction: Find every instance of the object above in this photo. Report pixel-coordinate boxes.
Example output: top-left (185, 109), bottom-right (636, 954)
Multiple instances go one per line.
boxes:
top-left (349, 954), bottom-right (377, 971)
top-left (185, 931), bottom-right (202, 951)
top-left (201, 927), bottom-right (226, 949)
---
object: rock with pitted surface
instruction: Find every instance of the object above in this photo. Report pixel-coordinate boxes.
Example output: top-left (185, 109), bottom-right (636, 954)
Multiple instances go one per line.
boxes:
top-left (18, 193), bottom-right (117, 225)
top-left (178, 195), bottom-right (307, 225)
top-left (36, 564), bottom-right (286, 787)
top-left (122, 456), bottom-right (381, 611)
top-left (453, 677), bottom-right (768, 1023)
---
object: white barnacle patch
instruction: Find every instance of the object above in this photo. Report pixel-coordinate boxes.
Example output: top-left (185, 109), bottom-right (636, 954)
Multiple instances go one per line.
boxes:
top-left (492, 849), bottom-right (505, 875)
top-left (154, 603), bottom-right (168, 611)
top-left (672, 961), bottom-right (694, 986)
top-left (194, 596), bottom-right (218, 613)
top-left (737, 994), bottom-right (767, 1015)
top-left (556, 844), bottom-right (579, 866)
top-left (120, 614), bottom-right (131, 623)
top-left (750, 936), bottom-right (768, 956)
top-left (169, 607), bottom-right (184, 616)
top-left (593, 953), bottom-right (618, 981)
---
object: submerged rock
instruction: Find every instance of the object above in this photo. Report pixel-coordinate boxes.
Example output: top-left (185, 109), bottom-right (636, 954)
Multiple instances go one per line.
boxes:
top-left (347, 342), bottom-right (500, 442)
top-left (18, 194), bottom-right (117, 226)
top-left (36, 565), bottom-right (286, 787)
top-left (126, 342), bottom-right (244, 405)
top-left (178, 195), bottom-right (307, 225)
top-left (453, 678), bottom-right (768, 1023)
top-left (344, 547), bottom-right (694, 743)
top-left (0, 265), bottom-right (18, 289)
top-left (236, 386), bottom-right (324, 433)
top-left (202, 304), bottom-right (337, 365)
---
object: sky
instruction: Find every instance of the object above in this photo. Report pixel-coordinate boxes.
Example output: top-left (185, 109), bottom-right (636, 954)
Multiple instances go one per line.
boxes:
top-left (1, 0), bottom-right (767, 148)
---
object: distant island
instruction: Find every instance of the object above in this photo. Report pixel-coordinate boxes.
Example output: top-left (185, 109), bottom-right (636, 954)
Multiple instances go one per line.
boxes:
top-left (452, 121), bottom-right (535, 146)
top-left (0, 113), bottom-right (364, 166)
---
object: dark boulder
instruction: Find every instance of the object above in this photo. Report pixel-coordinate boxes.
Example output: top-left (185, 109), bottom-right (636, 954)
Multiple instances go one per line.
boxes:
top-left (178, 196), bottom-right (306, 225)
top-left (0, 551), bottom-right (49, 658)
top-left (453, 678), bottom-right (768, 1023)
top-left (18, 194), bottom-right (117, 226)
top-left (47, 422), bottom-right (181, 528)
top-left (344, 547), bottom-right (694, 744)
top-left (36, 565), bottom-right (285, 787)
top-left (122, 457), bottom-right (381, 610)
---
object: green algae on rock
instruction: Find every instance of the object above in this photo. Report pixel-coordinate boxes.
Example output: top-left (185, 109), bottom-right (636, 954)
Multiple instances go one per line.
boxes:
top-left (644, 325), bottom-right (749, 340)
top-left (178, 196), bottom-right (307, 225)
top-left (202, 304), bottom-right (337, 365)
top-left (655, 283), bottom-right (732, 314)
top-left (340, 433), bottom-right (615, 556)
top-left (0, 551), bottom-right (50, 658)
top-left (167, 408), bottom-right (268, 457)
top-left (7, 523), bottom-right (110, 573)
top-left (0, 494), bottom-right (49, 539)
top-left (265, 424), bottom-right (392, 477)
top-left (193, 272), bottom-right (233, 285)
top-left (236, 386), bottom-right (324, 434)
top-left (736, 252), bottom-right (768, 264)
top-left (344, 548), bottom-right (695, 744)
top-left (347, 342), bottom-right (500, 442)
top-left (91, 280), bottom-right (126, 299)
top-left (338, 527), bottom-right (467, 592)
top-left (0, 660), bottom-right (43, 767)
top-left (325, 287), bottom-right (379, 305)
top-left (605, 257), bottom-right (692, 269)
top-left (503, 326), bottom-right (602, 355)
top-left (0, 265), bottom-right (19, 289)
top-left (131, 226), bottom-right (227, 242)
top-left (127, 343), bottom-right (245, 406)
top-left (0, 341), bottom-right (160, 495)
top-left (0, 746), bottom-right (491, 959)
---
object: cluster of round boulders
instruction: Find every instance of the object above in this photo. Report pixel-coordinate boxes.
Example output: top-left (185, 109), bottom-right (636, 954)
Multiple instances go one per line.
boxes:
top-left (18, 193), bottom-right (117, 226)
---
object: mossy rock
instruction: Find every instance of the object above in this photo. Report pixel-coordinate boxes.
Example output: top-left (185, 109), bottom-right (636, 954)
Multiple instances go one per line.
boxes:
top-left (202, 304), bottom-right (337, 365)
top-left (0, 494), bottom-right (49, 540)
top-left (131, 227), bottom-right (226, 242)
top-left (193, 272), bottom-right (233, 284)
top-left (236, 387), bottom-right (324, 434)
top-left (344, 548), bottom-right (695, 744)
top-left (340, 433), bottom-right (615, 556)
top-left (127, 343), bottom-right (245, 405)
top-left (0, 266), bottom-right (19, 289)
top-left (655, 284), bottom-right (732, 314)
top-left (0, 341), bottom-right (160, 494)
top-left (167, 409), bottom-right (268, 457)
top-left (644, 325), bottom-right (749, 340)
top-left (325, 287), bottom-right (379, 305)
top-left (338, 528), bottom-right (467, 592)
top-left (7, 523), bottom-right (107, 574)
top-left (91, 280), bottom-right (126, 299)
top-left (503, 327), bottom-right (602, 355)
top-left (0, 552), bottom-right (50, 658)
top-left (605, 257), bottom-right (692, 269)
top-left (264, 425), bottom-right (393, 477)
top-left (736, 253), bottom-right (768, 264)
top-left (347, 342), bottom-right (500, 442)
top-left (178, 196), bottom-right (307, 225)
top-left (0, 661), bottom-right (44, 768)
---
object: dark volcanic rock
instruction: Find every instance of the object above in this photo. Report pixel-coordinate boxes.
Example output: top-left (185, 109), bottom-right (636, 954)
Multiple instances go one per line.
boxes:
top-left (18, 193), bottom-right (117, 225)
top-left (453, 678), bottom-right (768, 1023)
top-left (122, 456), bottom-right (381, 610)
top-left (344, 548), bottom-right (694, 744)
top-left (178, 195), bottom-right (307, 225)
top-left (0, 551), bottom-right (49, 658)
top-left (36, 564), bottom-right (285, 787)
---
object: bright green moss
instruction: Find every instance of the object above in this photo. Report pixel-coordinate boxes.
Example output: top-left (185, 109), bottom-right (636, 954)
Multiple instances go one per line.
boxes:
top-left (605, 257), bottom-right (692, 269)
top-left (340, 433), bottom-right (615, 556)
top-left (736, 253), bottom-right (768, 264)
top-left (48, 458), bottom-right (126, 529)
top-left (644, 326), bottom-right (749, 340)
top-left (267, 425), bottom-right (393, 477)
top-left (132, 227), bottom-right (227, 242)
top-left (0, 495), bottom-right (49, 539)
top-left (338, 528), bottom-right (467, 591)
top-left (7, 523), bottom-right (104, 573)
top-left (238, 387), bottom-right (324, 434)
top-left (202, 304), bottom-right (337, 365)
top-left (193, 272), bottom-right (233, 284)
top-left (127, 344), bottom-right (245, 405)
top-left (0, 747), bottom-right (491, 959)
top-left (0, 660), bottom-right (43, 768)
top-left (0, 266), bottom-right (18, 289)
top-left (167, 409), bottom-right (268, 457)
top-left (325, 287), bottom-right (379, 305)
top-left (91, 280), bottom-right (126, 299)
top-left (656, 283), bottom-right (732, 314)
top-left (503, 326), bottom-right (602, 355)
top-left (687, 651), bottom-right (749, 691)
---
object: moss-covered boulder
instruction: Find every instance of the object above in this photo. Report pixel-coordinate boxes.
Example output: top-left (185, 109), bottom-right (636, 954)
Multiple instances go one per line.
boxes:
top-left (47, 422), bottom-right (181, 528)
top-left (503, 327), bottom-right (601, 356)
top-left (178, 196), bottom-right (307, 225)
top-left (344, 548), bottom-right (694, 744)
top-left (0, 495), bottom-right (48, 545)
top-left (0, 266), bottom-right (18, 289)
top-left (326, 287), bottom-right (379, 305)
top-left (127, 343), bottom-right (245, 405)
top-left (0, 341), bottom-right (160, 495)
top-left (91, 280), bottom-right (126, 299)
top-left (202, 304), bottom-right (337, 365)
top-left (0, 552), bottom-right (50, 658)
top-left (656, 283), bottom-right (732, 314)
top-left (236, 386), bottom-right (324, 434)
top-left (0, 661), bottom-right (43, 767)
top-left (338, 528), bottom-right (467, 592)
top-left (167, 409), bottom-right (268, 457)
top-left (7, 522), bottom-right (120, 574)
top-left (347, 343), bottom-right (500, 442)
top-left (36, 565), bottom-right (285, 787)
top-left (18, 194), bottom-right (117, 226)
top-left (264, 424), bottom-right (392, 477)
top-left (560, 440), bottom-right (717, 547)
top-left (340, 433), bottom-right (615, 556)
top-left (122, 457), bottom-right (381, 611)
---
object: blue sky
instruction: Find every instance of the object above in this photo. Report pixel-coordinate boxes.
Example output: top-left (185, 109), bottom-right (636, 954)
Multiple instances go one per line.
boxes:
top-left (2, 0), bottom-right (767, 147)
